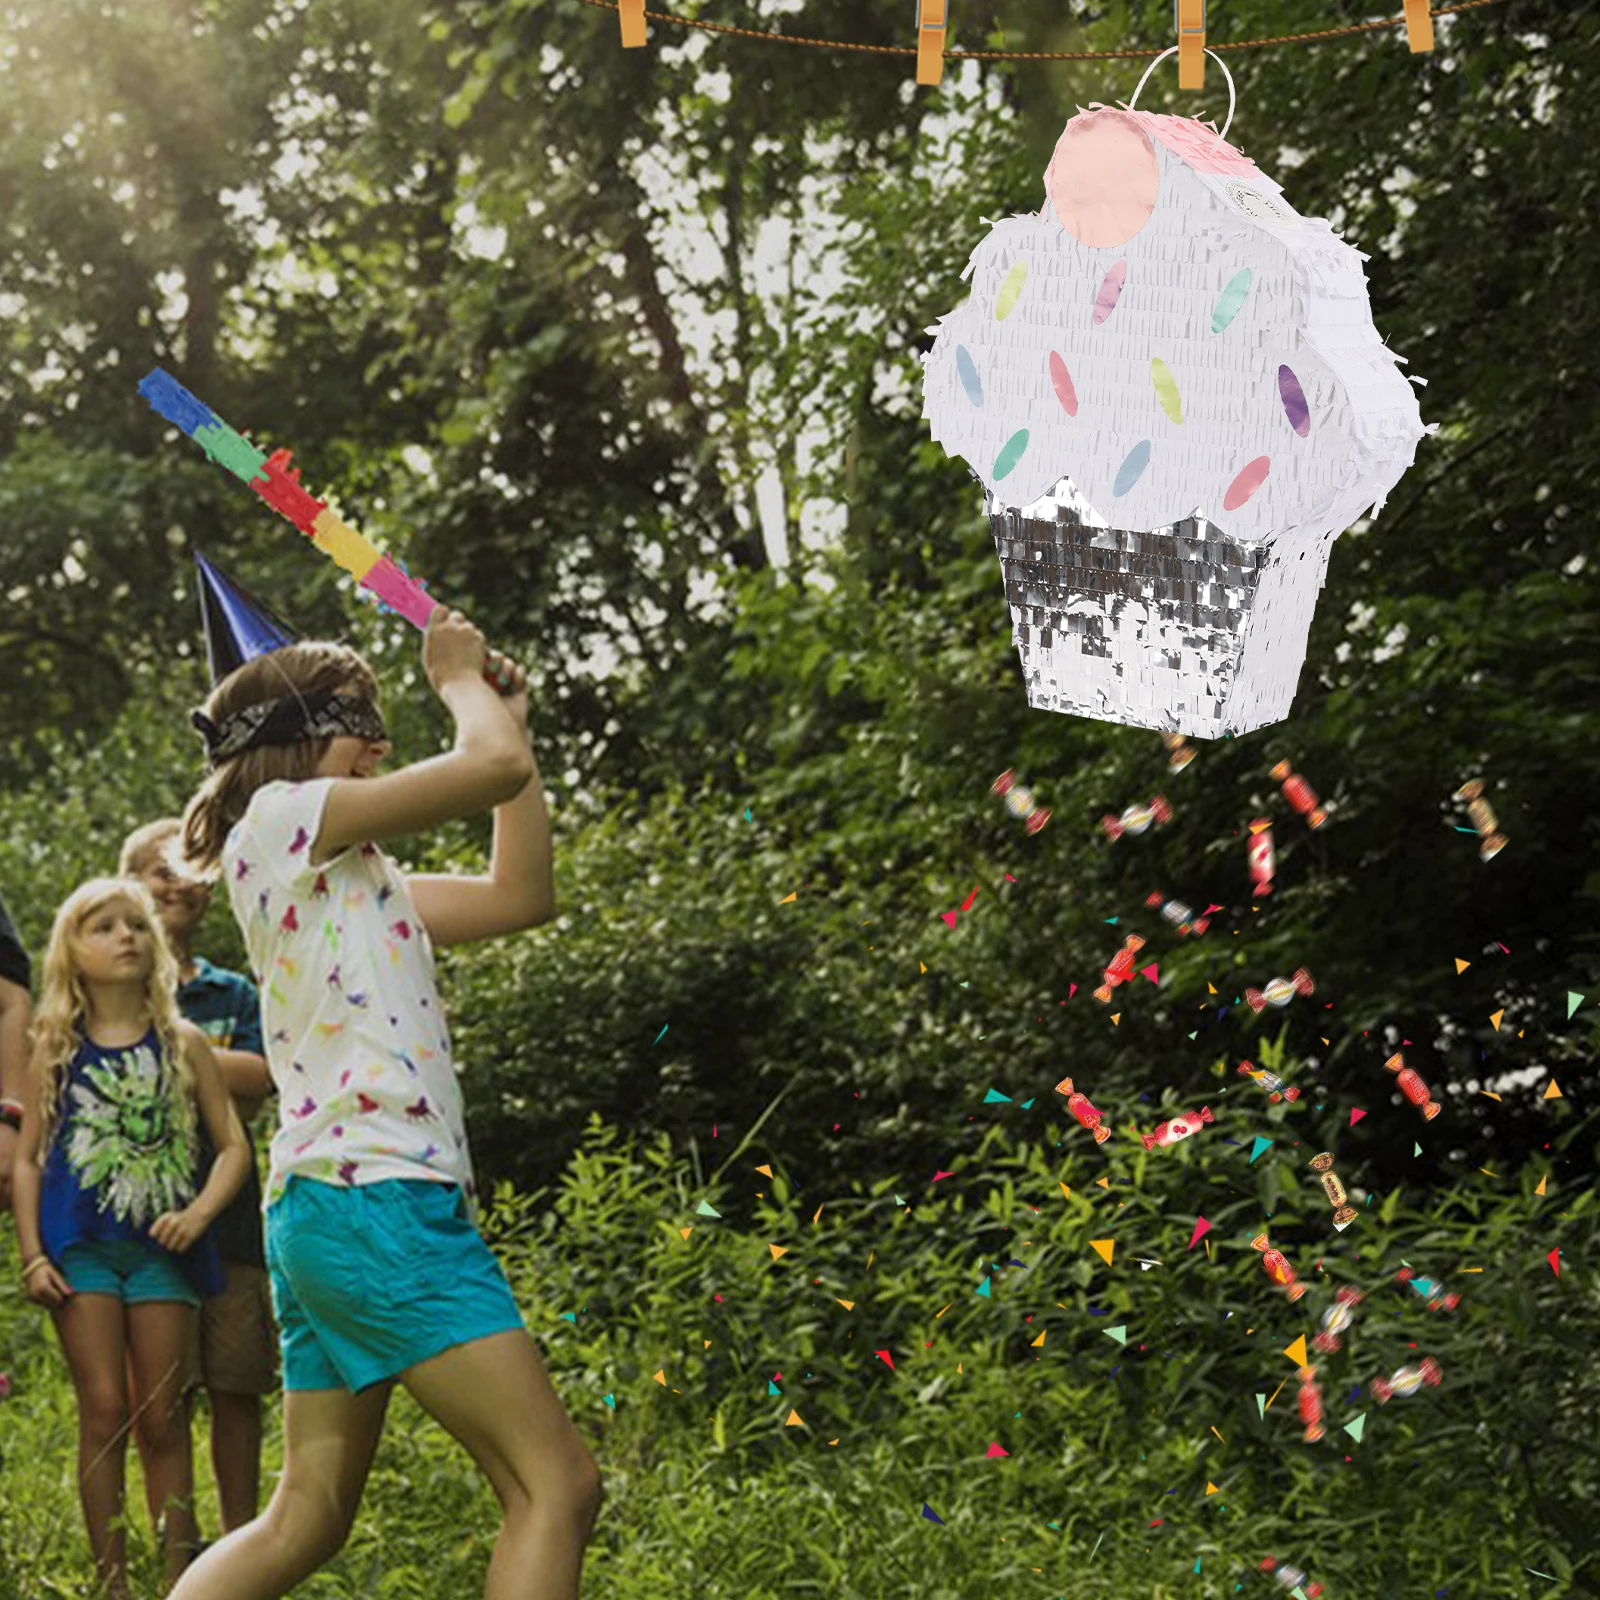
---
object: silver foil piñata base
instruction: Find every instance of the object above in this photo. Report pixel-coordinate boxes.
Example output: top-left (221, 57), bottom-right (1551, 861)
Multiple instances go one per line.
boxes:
top-left (987, 476), bottom-right (1335, 739)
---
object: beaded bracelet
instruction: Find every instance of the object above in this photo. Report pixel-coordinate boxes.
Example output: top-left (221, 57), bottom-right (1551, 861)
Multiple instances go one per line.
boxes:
top-left (21, 1256), bottom-right (50, 1281)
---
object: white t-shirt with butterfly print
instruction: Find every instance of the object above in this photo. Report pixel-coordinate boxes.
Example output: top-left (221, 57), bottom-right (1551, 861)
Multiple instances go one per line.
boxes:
top-left (222, 779), bottom-right (475, 1209)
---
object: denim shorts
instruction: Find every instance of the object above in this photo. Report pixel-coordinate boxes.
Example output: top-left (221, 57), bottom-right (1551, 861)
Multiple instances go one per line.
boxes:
top-left (58, 1239), bottom-right (201, 1307)
top-left (265, 1176), bottom-right (525, 1393)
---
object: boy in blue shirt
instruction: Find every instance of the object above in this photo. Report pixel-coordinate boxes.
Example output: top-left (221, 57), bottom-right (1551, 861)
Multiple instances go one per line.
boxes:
top-left (121, 819), bottom-right (277, 1538)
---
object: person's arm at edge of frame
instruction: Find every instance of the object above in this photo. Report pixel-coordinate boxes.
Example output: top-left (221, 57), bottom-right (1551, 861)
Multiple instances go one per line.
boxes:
top-left (13, 1034), bottom-right (73, 1306)
top-left (407, 652), bottom-right (555, 948)
top-left (0, 974), bottom-right (34, 1212)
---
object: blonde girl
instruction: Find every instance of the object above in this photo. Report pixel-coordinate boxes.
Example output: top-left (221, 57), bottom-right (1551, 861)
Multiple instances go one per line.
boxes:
top-left (167, 609), bottom-right (603, 1600)
top-left (11, 878), bottom-right (249, 1597)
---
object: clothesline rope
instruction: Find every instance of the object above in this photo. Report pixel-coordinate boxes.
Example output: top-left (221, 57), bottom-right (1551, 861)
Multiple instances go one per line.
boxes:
top-left (575, 0), bottom-right (1504, 60)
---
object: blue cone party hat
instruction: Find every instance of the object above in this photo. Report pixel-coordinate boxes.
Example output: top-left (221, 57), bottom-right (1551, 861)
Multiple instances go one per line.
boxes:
top-left (194, 549), bottom-right (299, 684)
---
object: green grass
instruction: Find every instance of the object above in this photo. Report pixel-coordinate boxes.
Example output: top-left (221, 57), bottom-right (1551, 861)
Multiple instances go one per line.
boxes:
top-left (2, 1109), bottom-right (1594, 1598)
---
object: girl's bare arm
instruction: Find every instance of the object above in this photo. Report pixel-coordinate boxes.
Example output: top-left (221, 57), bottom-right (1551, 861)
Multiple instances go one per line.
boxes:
top-left (157, 1026), bottom-right (249, 1248)
top-left (10, 1038), bottom-right (49, 1262)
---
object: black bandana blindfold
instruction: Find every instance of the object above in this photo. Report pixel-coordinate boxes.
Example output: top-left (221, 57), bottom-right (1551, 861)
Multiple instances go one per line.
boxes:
top-left (192, 690), bottom-right (387, 768)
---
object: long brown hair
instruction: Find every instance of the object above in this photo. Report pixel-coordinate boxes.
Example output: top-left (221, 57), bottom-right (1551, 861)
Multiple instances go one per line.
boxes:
top-left (179, 642), bottom-right (380, 880)
top-left (31, 878), bottom-right (192, 1155)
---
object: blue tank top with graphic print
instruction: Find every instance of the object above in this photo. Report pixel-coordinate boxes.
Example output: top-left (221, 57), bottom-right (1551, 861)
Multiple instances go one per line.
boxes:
top-left (38, 1026), bottom-right (224, 1297)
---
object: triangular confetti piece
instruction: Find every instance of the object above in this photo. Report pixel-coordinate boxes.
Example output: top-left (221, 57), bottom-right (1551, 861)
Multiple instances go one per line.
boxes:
top-left (1195, 1558), bottom-right (1203, 1574)
top-left (784, 1409), bottom-right (803, 1426)
top-left (1567, 991), bottom-right (1585, 1018)
top-left (1535, 1174), bottom-right (1548, 1196)
top-left (1256, 1393), bottom-right (1266, 1418)
top-left (679, 1226), bottom-right (693, 1239)
top-left (1090, 1239), bottom-right (1116, 1266)
top-left (1208, 982), bottom-right (1218, 994)
top-left (1344, 1412), bottom-right (1366, 1442)
top-left (1349, 1108), bottom-right (1367, 1126)
top-left (836, 1299), bottom-right (854, 1311)
top-left (755, 1163), bottom-right (773, 1177)
top-left (1455, 958), bottom-right (1471, 974)
top-left (921, 1504), bottom-right (945, 1524)
top-left (1139, 963), bottom-right (1159, 984)
top-left (653, 1370), bottom-right (667, 1385)
top-left (767, 1378), bottom-right (781, 1394)
top-left (696, 1199), bottom-right (721, 1217)
top-left (985, 1442), bottom-right (1009, 1457)
top-left (1058, 1182), bottom-right (1072, 1200)
top-left (1110, 1013), bottom-right (1121, 1025)
top-left (1249, 820), bottom-right (1272, 835)
top-left (1490, 1009), bottom-right (1504, 1031)
top-left (919, 961), bottom-right (926, 973)
top-left (1188, 1031), bottom-right (1198, 1039)
top-left (1030, 1329), bottom-right (1046, 1347)
top-left (1544, 1079), bottom-right (1562, 1099)
top-left (1548, 1248), bottom-right (1560, 1277)
top-left (779, 892), bottom-right (797, 904)
top-left (1283, 1335), bottom-right (1308, 1367)
top-left (1103, 1324), bottom-right (1127, 1345)
top-left (1205, 1481), bottom-right (1219, 1495)
top-left (1095, 1177), bottom-right (1111, 1189)
top-left (983, 1088), bottom-right (1012, 1103)
top-left (975, 1276), bottom-right (992, 1298)
top-left (1249, 1135), bottom-right (1274, 1164)
top-left (1414, 1142), bottom-right (1422, 1156)
top-left (1188, 1216), bottom-right (1211, 1250)
top-left (768, 1244), bottom-right (788, 1260)
top-left (1481, 1090), bottom-right (1502, 1101)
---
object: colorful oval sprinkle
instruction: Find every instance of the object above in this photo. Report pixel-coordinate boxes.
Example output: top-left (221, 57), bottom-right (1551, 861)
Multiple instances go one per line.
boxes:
top-left (1048, 351), bottom-right (1078, 417)
top-left (1278, 365), bottom-right (1310, 437)
top-left (1151, 358), bottom-right (1184, 424)
top-left (956, 345), bottom-right (983, 407)
top-left (1211, 268), bottom-right (1253, 334)
top-left (994, 429), bottom-right (1030, 481)
top-left (996, 259), bottom-right (1028, 321)
top-left (1112, 440), bottom-right (1151, 498)
top-left (1223, 456), bottom-right (1272, 512)
top-left (1092, 260), bottom-right (1128, 326)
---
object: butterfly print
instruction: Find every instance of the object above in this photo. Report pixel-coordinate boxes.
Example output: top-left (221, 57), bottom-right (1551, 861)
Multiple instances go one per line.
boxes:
top-left (271, 1029), bottom-right (290, 1045)
top-left (257, 890), bottom-right (270, 919)
top-left (290, 1096), bottom-right (317, 1119)
top-left (280, 904), bottom-right (299, 933)
top-left (338, 1159), bottom-right (359, 1183)
top-left (346, 990), bottom-right (369, 1009)
top-left (288, 826), bottom-right (310, 855)
top-left (338, 1069), bottom-right (353, 1088)
top-left (391, 919), bottom-right (411, 940)
top-left (377, 883), bottom-right (394, 907)
top-left (327, 964), bottom-right (342, 990)
top-left (314, 1022), bottom-right (345, 1041)
top-left (418, 1143), bottom-right (440, 1163)
top-left (312, 872), bottom-right (329, 898)
top-left (276, 954), bottom-right (298, 977)
top-left (235, 859), bottom-right (252, 881)
top-left (356, 1093), bottom-right (380, 1114)
top-left (404, 1096), bottom-right (435, 1121)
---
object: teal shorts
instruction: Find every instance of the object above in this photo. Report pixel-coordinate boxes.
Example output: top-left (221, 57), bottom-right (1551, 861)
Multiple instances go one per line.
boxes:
top-left (58, 1239), bottom-right (201, 1307)
top-left (265, 1176), bottom-right (525, 1393)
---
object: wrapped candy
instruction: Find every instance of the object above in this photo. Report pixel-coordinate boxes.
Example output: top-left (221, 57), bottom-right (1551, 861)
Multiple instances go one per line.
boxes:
top-left (1094, 933), bottom-right (1147, 1003)
top-left (1394, 1266), bottom-right (1460, 1312)
top-left (1102, 794), bottom-right (1172, 841)
top-left (1236, 1059), bottom-right (1300, 1102)
top-left (1312, 1287), bottom-right (1364, 1353)
top-left (1260, 1557), bottom-right (1324, 1598)
top-left (1247, 821), bottom-right (1275, 897)
top-left (1251, 1231), bottom-right (1308, 1302)
top-left (1054, 1075), bottom-right (1111, 1144)
top-left (1453, 778), bottom-right (1507, 861)
top-left (1145, 891), bottom-right (1210, 936)
top-left (991, 768), bottom-right (1051, 835)
top-left (1270, 759), bottom-right (1328, 829)
top-left (1308, 1152), bottom-right (1357, 1227)
top-left (1140, 1105), bottom-right (1213, 1151)
top-left (1296, 1364), bottom-right (1325, 1443)
top-left (1371, 1356), bottom-right (1442, 1404)
top-left (1384, 1051), bottom-right (1441, 1121)
top-left (1161, 731), bottom-right (1196, 772)
top-left (1245, 967), bottom-right (1314, 1013)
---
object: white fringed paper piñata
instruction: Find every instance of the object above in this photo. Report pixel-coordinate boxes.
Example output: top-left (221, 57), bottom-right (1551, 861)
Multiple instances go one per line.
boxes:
top-left (921, 99), bottom-right (1436, 737)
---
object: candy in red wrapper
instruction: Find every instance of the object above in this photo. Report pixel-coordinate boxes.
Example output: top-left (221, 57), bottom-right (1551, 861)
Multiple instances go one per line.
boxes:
top-left (1145, 890), bottom-right (1210, 936)
top-left (1260, 1556), bottom-right (1324, 1597)
top-left (1372, 1355), bottom-right (1442, 1404)
top-left (1245, 967), bottom-right (1314, 1013)
top-left (1102, 793), bottom-right (1172, 841)
top-left (1394, 1266), bottom-right (1460, 1312)
top-left (991, 768), bottom-right (1051, 835)
top-left (1161, 731), bottom-right (1196, 772)
top-left (1296, 1364), bottom-right (1325, 1442)
top-left (1384, 1050), bottom-right (1441, 1120)
top-left (1246, 820), bottom-right (1275, 896)
top-left (1140, 1105), bottom-right (1213, 1151)
top-left (1312, 1286), bottom-right (1364, 1353)
top-left (1054, 1075), bottom-right (1112, 1144)
top-left (1270, 758), bottom-right (1328, 829)
top-left (1094, 933), bottom-right (1146, 1002)
top-left (1251, 1231), bottom-right (1308, 1302)
top-left (1453, 778), bottom-right (1507, 860)
top-left (1236, 1060), bottom-right (1300, 1102)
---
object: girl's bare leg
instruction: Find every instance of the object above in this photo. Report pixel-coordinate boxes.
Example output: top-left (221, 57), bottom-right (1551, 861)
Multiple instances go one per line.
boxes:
top-left (126, 1301), bottom-right (202, 1591)
top-left (400, 1330), bottom-right (604, 1600)
top-left (52, 1294), bottom-right (134, 1600)
top-left (167, 1382), bottom-right (391, 1600)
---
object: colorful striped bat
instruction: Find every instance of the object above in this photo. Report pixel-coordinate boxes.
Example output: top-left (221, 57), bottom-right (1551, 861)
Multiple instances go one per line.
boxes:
top-left (138, 368), bottom-right (437, 630)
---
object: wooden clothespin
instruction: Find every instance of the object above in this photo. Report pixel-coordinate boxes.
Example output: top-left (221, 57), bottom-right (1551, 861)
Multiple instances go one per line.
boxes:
top-left (916, 1), bottom-right (948, 88)
top-left (1402, 0), bottom-right (1435, 53)
top-left (1176, 0), bottom-right (1205, 90)
top-left (619, 0), bottom-right (646, 48)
